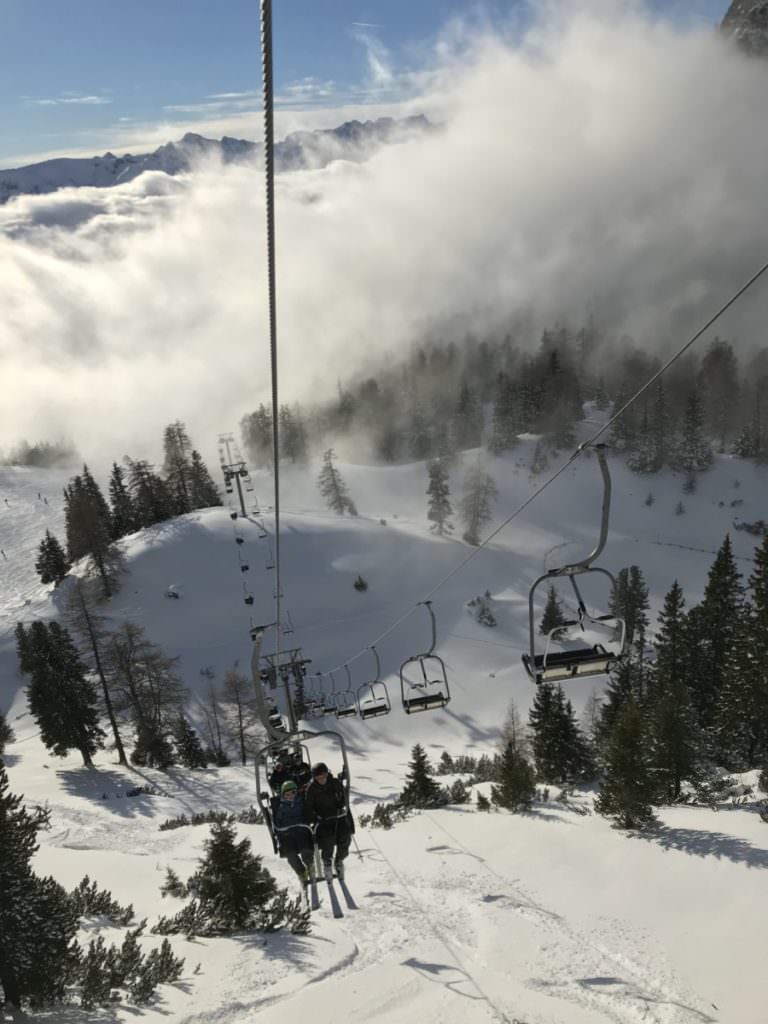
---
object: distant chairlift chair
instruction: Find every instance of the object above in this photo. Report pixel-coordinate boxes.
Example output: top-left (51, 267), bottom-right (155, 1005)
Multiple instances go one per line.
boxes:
top-left (334, 666), bottom-right (359, 719)
top-left (357, 646), bottom-right (391, 720)
top-left (522, 444), bottom-right (627, 685)
top-left (399, 601), bottom-right (450, 714)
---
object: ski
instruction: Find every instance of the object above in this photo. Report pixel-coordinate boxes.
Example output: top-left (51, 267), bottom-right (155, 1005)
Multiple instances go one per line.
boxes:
top-left (324, 866), bottom-right (344, 918)
top-left (309, 870), bottom-right (320, 911)
top-left (338, 877), bottom-right (358, 910)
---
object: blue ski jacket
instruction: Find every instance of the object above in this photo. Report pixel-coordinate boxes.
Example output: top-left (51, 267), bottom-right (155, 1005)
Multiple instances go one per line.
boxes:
top-left (274, 795), bottom-right (308, 830)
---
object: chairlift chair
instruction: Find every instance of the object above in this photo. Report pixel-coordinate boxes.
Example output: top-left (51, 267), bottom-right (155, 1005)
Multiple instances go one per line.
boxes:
top-left (399, 601), bottom-right (450, 714)
top-left (522, 444), bottom-right (627, 685)
top-left (334, 665), bottom-right (358, 719)
top-left (321, 672), bottom-right (340, 716)
top-left (357, 646), bottom-right (391, 720)
top-left (265, 544), bottom-right (275, 571)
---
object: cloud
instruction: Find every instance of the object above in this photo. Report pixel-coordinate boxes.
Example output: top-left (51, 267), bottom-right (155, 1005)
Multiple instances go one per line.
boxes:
top-left (2, 2), bottom-right (768, 472)
top-left (25, 94), bottom-right (112, 107)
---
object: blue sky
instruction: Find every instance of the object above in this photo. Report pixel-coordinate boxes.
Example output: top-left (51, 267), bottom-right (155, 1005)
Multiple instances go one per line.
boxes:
top-left (0, 0), bottom-right (729, 166)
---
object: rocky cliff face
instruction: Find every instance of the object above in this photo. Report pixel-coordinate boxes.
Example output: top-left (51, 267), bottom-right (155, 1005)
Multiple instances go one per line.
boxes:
top-left (722, 1), bottom-right (768, 56)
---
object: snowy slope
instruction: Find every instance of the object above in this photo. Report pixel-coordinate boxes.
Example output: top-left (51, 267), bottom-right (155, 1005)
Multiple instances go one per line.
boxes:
top-left (1, 444), bottom-right (767, 1024)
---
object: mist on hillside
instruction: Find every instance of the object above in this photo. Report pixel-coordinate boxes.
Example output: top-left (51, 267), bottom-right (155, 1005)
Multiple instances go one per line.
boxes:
top-left (2, 1), bottom-right (768, 473)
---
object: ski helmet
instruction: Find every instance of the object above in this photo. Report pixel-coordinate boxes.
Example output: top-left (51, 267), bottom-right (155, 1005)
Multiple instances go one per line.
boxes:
top-left (311, 762), bottom-right (329, 777)
top-left (281, 780), bottom-right (298, 795)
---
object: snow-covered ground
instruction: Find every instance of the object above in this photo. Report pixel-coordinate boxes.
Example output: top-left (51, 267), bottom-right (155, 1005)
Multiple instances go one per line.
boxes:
top-left (1, 442), bottom-right (767, 1024)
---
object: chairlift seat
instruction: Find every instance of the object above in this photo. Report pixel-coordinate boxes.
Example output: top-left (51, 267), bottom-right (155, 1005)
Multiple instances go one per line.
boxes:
top-left (335, 706), bottom-right (357, 719)
top-left (523, 645), bottom-right (615, 684)
top-left (404, 691), bottom-right (448, 714)
top-left (359, 700), bottom-right (389, 720)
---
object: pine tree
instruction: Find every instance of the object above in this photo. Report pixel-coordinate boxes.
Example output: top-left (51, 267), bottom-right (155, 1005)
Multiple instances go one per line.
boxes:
top-left (16, 621), bottom-right (105, 766)
top-left (715, 533), bottom-right (768, 767)
top-left (487, 373), bottom-right (519, 454)
top-left (184, 821), bottom-right (279, 930)
top-left (279, 405), bottom-right (309, 464)
top-left (459, 458), bottom-right (497, 546)
top-left (0, 712), bottom-right (14, 753)
top-left (610, 565), bottom-right (650, 658)
top-left (596, 657), bottom-right (646, 757)
top-left (188, 451), bottom-right (222, 509)
top-left (399, 744), bottom-right (446, 808)
top-left (698, 338), bottom-right (740, 451)
top-left (609, 381), bottom-right (639, 452)
top-left (162, 421), bottom-right (194, 515)
top-left (35, 530), bottom-right (71, 585)
top-left (596, 700), bottom-right (656, 829)
top-left (490, 741), bottom-right (536, 811)
top-left (108, 462), bottom-right (138, 540)
top-left (0, 763), bottom-right (80, 1008)
top-left (647, 582), bottom-right (700, 800)
top-left (528, 684), bottom-right (593, 783)
top-left (240, 404), bottom-right (274, 468)
top-left (317, 449), bottom-right (357, 515)
top-left (453, 381), bottom-right (483, 451)
top-left (63, 580), bottom-right (127, 765)
top-left (688, 536), bottom-right (746, 740)
top-left (675, 389), bottom-right (713, 479)
top-left (64, 468), bottom-right (118, 598)
top-left (426, 459), bottom-right (453, 536)
top-left (222, 668), bottom-right (261, 766)
top-left (173, 716), bottom-right (209, 768)
top-left (125, 458), bottom-right (174, 528)
top-left (530, 440), bottom-right (549, 475)
top-left (539, 584), bottom-right (567, 642)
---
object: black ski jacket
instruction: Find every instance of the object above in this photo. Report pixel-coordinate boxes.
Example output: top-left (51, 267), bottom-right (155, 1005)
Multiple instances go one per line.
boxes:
top-left (304, 774), bottom-right (347, 822)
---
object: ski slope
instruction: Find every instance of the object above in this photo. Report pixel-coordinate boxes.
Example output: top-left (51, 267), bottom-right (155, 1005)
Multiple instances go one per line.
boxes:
top-left (1, 441), bottom-right (767, 1024)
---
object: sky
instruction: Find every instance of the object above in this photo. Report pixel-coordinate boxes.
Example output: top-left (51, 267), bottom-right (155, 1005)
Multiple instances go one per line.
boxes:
top-left (2, 0), bottom-right (766, 472)
top-left (0, 0), bottom-right (731, 167)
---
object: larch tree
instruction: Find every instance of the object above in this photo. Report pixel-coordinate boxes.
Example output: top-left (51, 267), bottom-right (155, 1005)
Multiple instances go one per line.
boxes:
top-left (426, 459), bottom-right (453, 536)
top-left (459, 458), bottom-right (497, 546)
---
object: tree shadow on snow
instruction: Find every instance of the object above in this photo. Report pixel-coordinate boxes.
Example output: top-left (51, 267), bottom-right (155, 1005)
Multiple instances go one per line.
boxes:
top-left (635, 824), bottom-right (768, 869)
top-left (401, 957), bottom-right (485, 1002)
top-left (55, 766), bottom-right (160, 820)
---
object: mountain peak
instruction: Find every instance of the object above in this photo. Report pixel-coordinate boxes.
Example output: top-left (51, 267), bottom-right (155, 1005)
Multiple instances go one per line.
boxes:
top-left (722, 1), bottom-right (768, 56)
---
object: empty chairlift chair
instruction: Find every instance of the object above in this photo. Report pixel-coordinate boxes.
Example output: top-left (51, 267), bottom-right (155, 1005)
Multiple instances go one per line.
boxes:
top-left (357, 646), bottom-right (391, 720)
top-left (334, 665), bottom-right (358, 720)
top-left (522, 444), bottom-right (626, 685)
top-left (321, 672), bottom-right (340, 716)
top-left (399, 601), bottom-right (450, 714)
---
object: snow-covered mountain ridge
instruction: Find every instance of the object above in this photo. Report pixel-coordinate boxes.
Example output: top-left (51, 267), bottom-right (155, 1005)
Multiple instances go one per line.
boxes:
top-left (0, 114), bottom-right (432, 206)
top-left (722, 1), bottom-right (768, 55)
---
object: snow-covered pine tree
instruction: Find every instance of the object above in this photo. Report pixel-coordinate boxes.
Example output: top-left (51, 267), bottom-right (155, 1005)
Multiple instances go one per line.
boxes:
top-left (675, 390), bottom-right (713, 481)
top-left (647, 581), bottom-right (700, 800)
top-left (459, 458), bottom-right (497, 545)
top-left (317, 448), bottom-right (357, 516)
top-left (35, 530), bottom-right (71, 586)
top-left (173, 716), bottom-right (209, 768)
top-left (596, 699), bottom-right (656, 829)
top-left (108, 462), bottom-right (138, 540)
top-left (63, 580), bottom-right (127, 765)
top-left (162, 421), bottom-right (194, 515)
top-left (0, 762), bottom-right (80, 1009)
top-left (426, 459), bottom-right (453, 535)
top-left (539, 584), bottom-right (567, 642)
top-left (16, 621), bottom-right (105, 766)
top-left (490, 740), bottom-right (536, 811)
top-left (399, 743), bottom-right (447, 808)
top-left (188, 451), bottom-right (222, 509)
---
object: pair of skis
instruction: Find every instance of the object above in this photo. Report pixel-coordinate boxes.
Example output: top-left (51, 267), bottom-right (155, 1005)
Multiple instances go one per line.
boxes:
top-left (301, 865), bottom-right (357, 918)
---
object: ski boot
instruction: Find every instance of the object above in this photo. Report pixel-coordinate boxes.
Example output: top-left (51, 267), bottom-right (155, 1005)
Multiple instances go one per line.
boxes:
top-left (334, 859), bottom-right (345, 881)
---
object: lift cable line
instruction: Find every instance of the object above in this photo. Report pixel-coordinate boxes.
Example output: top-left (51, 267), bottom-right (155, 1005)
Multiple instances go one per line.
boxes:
top-left (321, 255), bottom-right (768, 676)
top-left (260, 0), bottom-right (294, 727)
